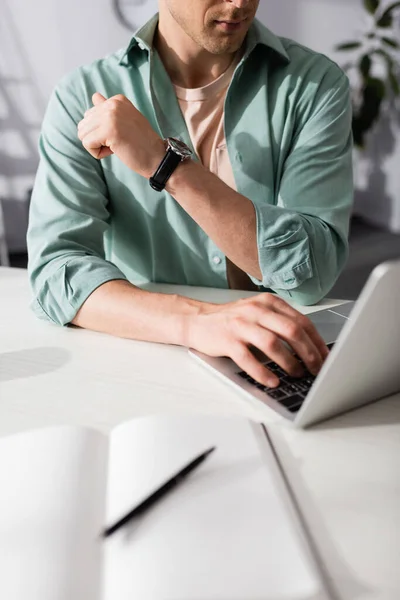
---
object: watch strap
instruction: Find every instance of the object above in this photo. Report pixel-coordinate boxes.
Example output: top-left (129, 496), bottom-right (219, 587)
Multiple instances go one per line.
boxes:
top-left (149, 148), bottom-right (182, 192)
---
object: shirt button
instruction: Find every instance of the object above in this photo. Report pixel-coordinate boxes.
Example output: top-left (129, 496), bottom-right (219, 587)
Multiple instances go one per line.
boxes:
top-left (212, 256), bottom-right (222, 265)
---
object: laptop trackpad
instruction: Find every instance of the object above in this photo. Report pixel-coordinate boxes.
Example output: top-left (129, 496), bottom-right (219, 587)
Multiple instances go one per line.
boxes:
top-left (308, 307), bottom-right (350, 344)
top-left (330, 301), bottom-right (355, 318)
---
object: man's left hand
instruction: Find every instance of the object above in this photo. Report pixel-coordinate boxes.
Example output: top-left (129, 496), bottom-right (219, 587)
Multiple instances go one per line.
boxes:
top-left (77, 93), bottom-right (165, 178)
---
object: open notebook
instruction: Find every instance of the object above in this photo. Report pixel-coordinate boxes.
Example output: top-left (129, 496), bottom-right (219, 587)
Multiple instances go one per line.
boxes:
top-left (0, 415), bottom-right (326, 600)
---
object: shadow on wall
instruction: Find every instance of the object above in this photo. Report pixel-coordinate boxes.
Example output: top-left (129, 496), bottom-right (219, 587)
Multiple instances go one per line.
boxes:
top-left (0, 0), bottom-right (158, 254)
top-left (353, 92), bottom-right (400, 230)
top-left (0, 1), bottom-right (45, 185)
top-left (0, 75), bottom-right (40, 182)
top-left (0, 1), bottom-right (46, 252)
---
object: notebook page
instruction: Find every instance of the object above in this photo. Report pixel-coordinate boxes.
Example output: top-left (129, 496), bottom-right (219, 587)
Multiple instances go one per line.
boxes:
top-left (103, 415), bottom-right (324, 600)
top-left (0, 426), bottom-right (108, 600)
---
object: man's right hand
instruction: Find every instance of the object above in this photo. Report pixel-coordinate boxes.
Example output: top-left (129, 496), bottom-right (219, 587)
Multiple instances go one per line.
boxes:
top-left (185, 293), bottom-right (330, 388)
top-left (78, 93), bottom-right (165, 179)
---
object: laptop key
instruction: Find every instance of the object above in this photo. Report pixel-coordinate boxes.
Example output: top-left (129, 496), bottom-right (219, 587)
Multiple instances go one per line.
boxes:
top-left (280, 381), bottom-right (305, 395)
top-left (237, 371), bottom-right (258, 386)
top-left (286, 401), bottom-right (304, 414)
top-left (237, 371), bottom-right (248, 379)
top-left (267, 388), bottom-right (288, 400)
top-left (238, 366), bottom-right (314, 400)
top-left (295, 380), bottom-right (314, 393)
top-left (266, 365), bottom-right (286, 378)
top-left (277, 394), bottom-right (305, 413)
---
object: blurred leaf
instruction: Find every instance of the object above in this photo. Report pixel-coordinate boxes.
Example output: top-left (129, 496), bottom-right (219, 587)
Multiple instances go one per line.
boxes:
top-left (340, 0), bottom-right (400, 148)
top-left (389, 68), bottom-right (400, 96)
top-left (369, 49), bottom-right (397, 97)
top-left (382, 36), bottom-right (400, 48)
top-left (364, 0), bottom-right (380, 14)
top-left (360, 54), bottom-right (372, 78)
top-left (372, 48), bottom-right (395, 70)
top-left (352, 77), bottom-right (385, 148)
top-left (352, 117), bottom-right (365, 148)
top-left (377, 12), bottom-right (393, 27)
top-left (377, 1), bottom-right (400, 25)
top-left (335, 41), bottom-right (363, 51)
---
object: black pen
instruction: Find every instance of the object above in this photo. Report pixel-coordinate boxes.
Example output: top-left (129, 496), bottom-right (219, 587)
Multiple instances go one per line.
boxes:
top-left (102, 446), bottom-right (216, 538)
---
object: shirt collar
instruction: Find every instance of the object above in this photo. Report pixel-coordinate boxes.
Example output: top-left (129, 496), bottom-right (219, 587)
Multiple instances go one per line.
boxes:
top-left (244, 17), bottom-right (290, 62)
top-left (119, 13), bottom-right (290, 65)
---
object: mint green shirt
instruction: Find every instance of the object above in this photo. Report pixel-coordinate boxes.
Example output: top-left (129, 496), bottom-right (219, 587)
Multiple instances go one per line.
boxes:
top-left (27, 15), bottom-right (353, 325)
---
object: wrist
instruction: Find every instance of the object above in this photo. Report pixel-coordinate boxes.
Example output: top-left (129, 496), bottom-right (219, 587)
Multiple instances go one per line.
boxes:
top-left (172, 295), bottom-right (213, 348)
top-left (165, 157), bottom-right (199, 197)
top-left (149, 137), bottom-right (193, 191)
top-left (146, 138), bottom-right (167, 179)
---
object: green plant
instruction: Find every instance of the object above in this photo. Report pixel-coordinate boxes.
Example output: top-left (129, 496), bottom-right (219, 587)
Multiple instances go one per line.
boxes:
top-left (335, 0), bottom-right (400, 148)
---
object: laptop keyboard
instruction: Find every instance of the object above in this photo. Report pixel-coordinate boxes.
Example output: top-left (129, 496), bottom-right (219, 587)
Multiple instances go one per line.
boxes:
top-left (237, 344), bottom-right (334, 414)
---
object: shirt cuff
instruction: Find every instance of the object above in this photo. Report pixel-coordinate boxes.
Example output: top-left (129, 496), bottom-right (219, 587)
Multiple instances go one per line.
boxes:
top-left (251, 203), bottom-right (314, 289)
top-left (30, 256), bottom-right (128, 325)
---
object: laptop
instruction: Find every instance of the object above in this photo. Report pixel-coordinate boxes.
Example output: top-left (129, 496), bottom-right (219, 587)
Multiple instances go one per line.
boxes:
top-left (190, 259), bottom-right (400, 428)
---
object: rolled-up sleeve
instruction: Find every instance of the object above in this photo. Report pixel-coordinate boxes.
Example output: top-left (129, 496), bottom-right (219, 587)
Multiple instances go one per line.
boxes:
top-left (27, 74), bottom-right (127, 325)
top-left (250, 70), bottom-right (353, 305)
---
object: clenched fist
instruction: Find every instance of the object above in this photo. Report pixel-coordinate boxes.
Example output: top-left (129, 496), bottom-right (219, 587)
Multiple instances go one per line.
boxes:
top-left (78, 92), bottom-right (165, 178)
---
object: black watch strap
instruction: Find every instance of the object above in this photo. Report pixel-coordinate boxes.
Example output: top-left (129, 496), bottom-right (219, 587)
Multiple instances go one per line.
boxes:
top-left (149, 148), bottom-right (182, 192)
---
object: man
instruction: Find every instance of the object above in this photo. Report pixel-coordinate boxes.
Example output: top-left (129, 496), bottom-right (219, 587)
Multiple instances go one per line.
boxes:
top-left (27, 0), bottom-right (353, 387)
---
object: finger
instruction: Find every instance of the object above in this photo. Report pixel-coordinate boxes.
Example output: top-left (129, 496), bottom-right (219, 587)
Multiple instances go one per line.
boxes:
top-left (81, 132), bottom-right (107, 159)
top-left (92, 92), bottom-right (107, 106)
top-left (300, 320), bottom-right (329, 360)
top-left (254, 309), bottom-right (324, 375)
top-left (268, 297), bottom-right (329, 360)
top-left (97, 146), bottom-right (113, 159)
top-left (84, 106), bottom-right (99, 118)
top-left (84, 97), bottom-right (111, 118)
top-left (230, 343), bottom-right (280, 388)
top-left (240, 323), bottom-right (305, 378)
top-left (77, 118), bottom-right (100, 140)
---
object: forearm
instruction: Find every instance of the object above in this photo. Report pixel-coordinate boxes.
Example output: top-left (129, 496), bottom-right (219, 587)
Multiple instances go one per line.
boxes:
top-left (70, 280), bottom-right (330, 388)
top-left (166, 160), bottom-right (350, 299)
top-left (166, 159), bottom-right (262, 280)
top-left (71, 279), bottom-right (206, 346)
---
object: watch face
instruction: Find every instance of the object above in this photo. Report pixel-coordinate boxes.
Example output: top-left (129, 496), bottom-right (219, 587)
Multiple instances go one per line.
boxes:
top-left (168, 137), bottom-right (193, 159)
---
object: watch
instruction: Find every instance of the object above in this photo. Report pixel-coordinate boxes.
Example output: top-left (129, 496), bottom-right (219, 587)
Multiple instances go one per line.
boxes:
top-left (149, 137), bottom-right (193, 192)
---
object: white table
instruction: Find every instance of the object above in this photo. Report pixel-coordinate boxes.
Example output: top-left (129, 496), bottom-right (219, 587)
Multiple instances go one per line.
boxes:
top-left (1, 267), bottom-right (399, 600)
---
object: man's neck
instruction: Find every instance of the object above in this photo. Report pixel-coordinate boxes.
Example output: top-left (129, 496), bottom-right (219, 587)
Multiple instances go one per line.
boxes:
top-left (154, 13), bottom-right (238, 89)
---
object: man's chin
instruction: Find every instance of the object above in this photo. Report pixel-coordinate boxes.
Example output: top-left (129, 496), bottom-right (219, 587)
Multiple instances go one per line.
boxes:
top-left (203, 35), bottom-right (246, 55)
